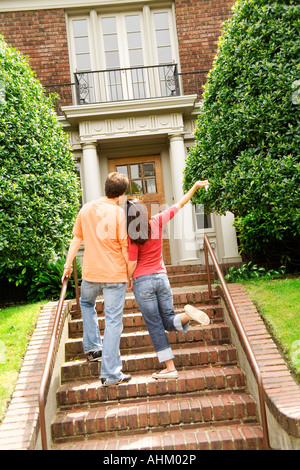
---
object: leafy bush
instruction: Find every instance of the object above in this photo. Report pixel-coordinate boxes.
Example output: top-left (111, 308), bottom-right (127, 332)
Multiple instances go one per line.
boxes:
top-left (183, 0), bottom-right (300, 268)
top-left (0, 36), bottom-right (80, 288)
top-left (224, 262), bottom-right (286, 283)
top-left (27, 258), bottom-right (81, 302)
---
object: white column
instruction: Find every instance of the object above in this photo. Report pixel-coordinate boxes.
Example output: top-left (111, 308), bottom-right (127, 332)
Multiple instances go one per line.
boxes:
top-left (169, 133), bottom-right (198, 263)
top-left (81, 141), bottom-right (102, 202)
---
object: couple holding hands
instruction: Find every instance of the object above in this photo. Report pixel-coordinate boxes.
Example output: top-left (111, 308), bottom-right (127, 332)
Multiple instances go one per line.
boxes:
top-left (62, 172), bottom-right (209, 387)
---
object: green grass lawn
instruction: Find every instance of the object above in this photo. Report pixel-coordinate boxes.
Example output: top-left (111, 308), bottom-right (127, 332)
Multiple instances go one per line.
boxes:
top-left (243, 277), bottom-right (300, 381)
top-left (0, 302), bottom-right (44, 421)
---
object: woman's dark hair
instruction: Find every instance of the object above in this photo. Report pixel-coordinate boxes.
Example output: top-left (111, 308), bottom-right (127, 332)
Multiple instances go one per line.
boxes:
top-left (125, 198), bottom-right (152, 245)
top-left (105, 172), bottom-right (129, 198)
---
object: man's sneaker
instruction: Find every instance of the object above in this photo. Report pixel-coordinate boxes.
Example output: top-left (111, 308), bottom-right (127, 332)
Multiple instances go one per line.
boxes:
top-left (101, 373), bottom-right (132, 387)
top-left (87, 350), bottom-right (102, 362)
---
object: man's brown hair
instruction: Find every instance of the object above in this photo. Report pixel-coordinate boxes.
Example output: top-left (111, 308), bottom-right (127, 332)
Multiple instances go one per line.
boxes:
top-left (105, 172), bottom-right (129, 198)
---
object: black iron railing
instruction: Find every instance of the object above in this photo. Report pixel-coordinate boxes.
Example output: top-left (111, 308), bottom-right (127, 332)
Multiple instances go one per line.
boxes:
top-left (44, 66), bottom-right (208, 114)
top-left (74, 63), bottom-right (181, 104)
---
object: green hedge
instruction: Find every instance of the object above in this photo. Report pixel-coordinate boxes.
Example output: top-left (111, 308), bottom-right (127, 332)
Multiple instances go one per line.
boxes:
top-left (183, 0), bottom-right (300, 267)
top-left (0, 36), bottom-right (80, 290)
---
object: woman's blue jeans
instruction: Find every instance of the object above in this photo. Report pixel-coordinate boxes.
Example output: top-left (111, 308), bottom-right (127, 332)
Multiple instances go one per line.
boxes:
top-left (133, 273), bottom-right (189, 363)
top-left (80, 280), bottom-right (126, 381)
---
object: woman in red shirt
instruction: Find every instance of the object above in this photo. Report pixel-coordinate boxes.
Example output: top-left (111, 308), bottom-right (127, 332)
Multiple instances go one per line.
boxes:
top-left (126, 180), bottom-right (209, 379)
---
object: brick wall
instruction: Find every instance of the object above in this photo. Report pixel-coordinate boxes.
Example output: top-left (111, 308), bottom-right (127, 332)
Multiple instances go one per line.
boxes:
top-left (0, 9), bottom-right (70, 86)
top-left (175, 0), bottom-right (234, 72)
top-left (175, 0), bottom-right (234, 97)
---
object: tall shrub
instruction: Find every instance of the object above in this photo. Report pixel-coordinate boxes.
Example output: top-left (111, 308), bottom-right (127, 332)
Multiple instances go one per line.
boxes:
top-left (0, 36), bottom-right (80, 287)
top-left (184, 0), bottom-right (299, 267)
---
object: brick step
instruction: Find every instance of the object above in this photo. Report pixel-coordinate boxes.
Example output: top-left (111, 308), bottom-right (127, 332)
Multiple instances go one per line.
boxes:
top-left (68, 304), bottom-right (224, 337)
top-left (69, 266), bottom-right (213, 300)
top-left (51, 422), bottom-right (264, 450)
top-left (51, 392), bottom-right (258, 443)
top-left (167, 273), bottom-right (214, 287)
top-left (166, 264), bottom-right (203, 274)
top-left (69, 287), bottom-right (219, 319)
top-left (61, 344), bottom-right (238, 383)
top-left (57, 366), bottom-right (247, 408)
top-left (65, 324), bottom-right (231, 359)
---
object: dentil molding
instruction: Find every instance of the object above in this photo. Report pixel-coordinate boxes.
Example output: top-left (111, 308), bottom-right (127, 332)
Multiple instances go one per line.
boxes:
top-left (79, 113), bottom-right (185, 141)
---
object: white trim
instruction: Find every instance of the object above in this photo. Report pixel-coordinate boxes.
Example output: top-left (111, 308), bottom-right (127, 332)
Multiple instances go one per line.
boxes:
top-left (62, 94), bottom-right (197, 120)
top-left (90, 9), bottom-right (102, 71)
top-left (0, 0), bottom-right (173, 12)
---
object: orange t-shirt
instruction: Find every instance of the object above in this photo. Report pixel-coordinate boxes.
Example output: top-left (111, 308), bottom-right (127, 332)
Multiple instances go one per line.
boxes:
top-left (72, 197), bottom-right (128, 283)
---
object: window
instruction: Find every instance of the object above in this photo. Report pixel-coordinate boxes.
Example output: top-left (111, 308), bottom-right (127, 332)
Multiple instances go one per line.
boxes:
top-left (72, 19), bottom-right (91, 71)
top-left (68, 8), bottom-right (178, 103)
top-left (71, 18), bottom-right (95, 103)
top-left (100, 13), bottom-right (147, 101)
top-left (154, 12), bottom-right (172, 63)
top-left (116, 162), bottom-right (157, 195)
top-left (195, 205), bottom-right (212, 230)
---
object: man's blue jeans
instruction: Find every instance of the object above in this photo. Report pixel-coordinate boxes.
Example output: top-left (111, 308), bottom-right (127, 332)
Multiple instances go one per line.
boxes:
top-left (80, 280), bottom-right (127, 381)
top-left (133, 273), bottom-right (189, 363)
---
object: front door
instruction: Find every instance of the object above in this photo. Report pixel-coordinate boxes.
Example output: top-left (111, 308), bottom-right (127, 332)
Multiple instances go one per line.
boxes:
top-left (109, 155), bottom-right (171, 265)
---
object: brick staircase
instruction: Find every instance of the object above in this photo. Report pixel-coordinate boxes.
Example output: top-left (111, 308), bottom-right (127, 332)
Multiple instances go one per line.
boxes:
top-left (51, 265), bottom-right (264, 450)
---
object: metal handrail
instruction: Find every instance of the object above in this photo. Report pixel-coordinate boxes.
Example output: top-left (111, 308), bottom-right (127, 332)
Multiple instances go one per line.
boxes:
top-left (38, 259), bottom-right (79, 450)
top-left (203, 234), bottom-right (274, 450)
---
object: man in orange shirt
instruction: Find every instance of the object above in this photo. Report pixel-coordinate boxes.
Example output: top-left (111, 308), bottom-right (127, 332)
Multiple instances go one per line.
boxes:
top-left (61, 172), bottom-right (131, 386)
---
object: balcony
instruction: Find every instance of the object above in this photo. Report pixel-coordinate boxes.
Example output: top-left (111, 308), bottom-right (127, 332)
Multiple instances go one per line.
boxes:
top-left (45, 64), bottom-right (208, 116)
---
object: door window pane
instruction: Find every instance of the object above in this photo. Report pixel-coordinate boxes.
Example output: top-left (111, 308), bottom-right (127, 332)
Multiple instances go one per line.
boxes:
top-left (130, 164), bottom-right (142, 179)
top-left (76, 54), bottom-right (92, 70)
top-left (116, 166), bottom-right (129, 194)
top-left (105, 51), bottom-right (120, 68)
top-left (131, 180), bottom-right (143, 194)
top-left (129, 49), bottom-right (144, 67)
top-left (153, 12), bottom-right (169, 29)
top-left (145, 179), bottom-right (157, 194)
top-left (73, 19), bottom-right (92, 72)
top-left (155, 30), bottom-right (170, 47)
top-left (125, 15), bottom-right (140, 31)
top-left (143, 163), bottom-right (155, 177)
top-left (127, 32), bottom-right (142, 49)
top-left (157, 46), bottom-right (172, 64)
top-left (74, 37), bottom-right (90, 54)
top-left (103, 34), bottom-right (119, 51)
top-left (73, 19), bottom-right (88, 36)
top-left (102, 17), bottom-right (117, 34)
top-left (116, 165), bottom-right (129, 178)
